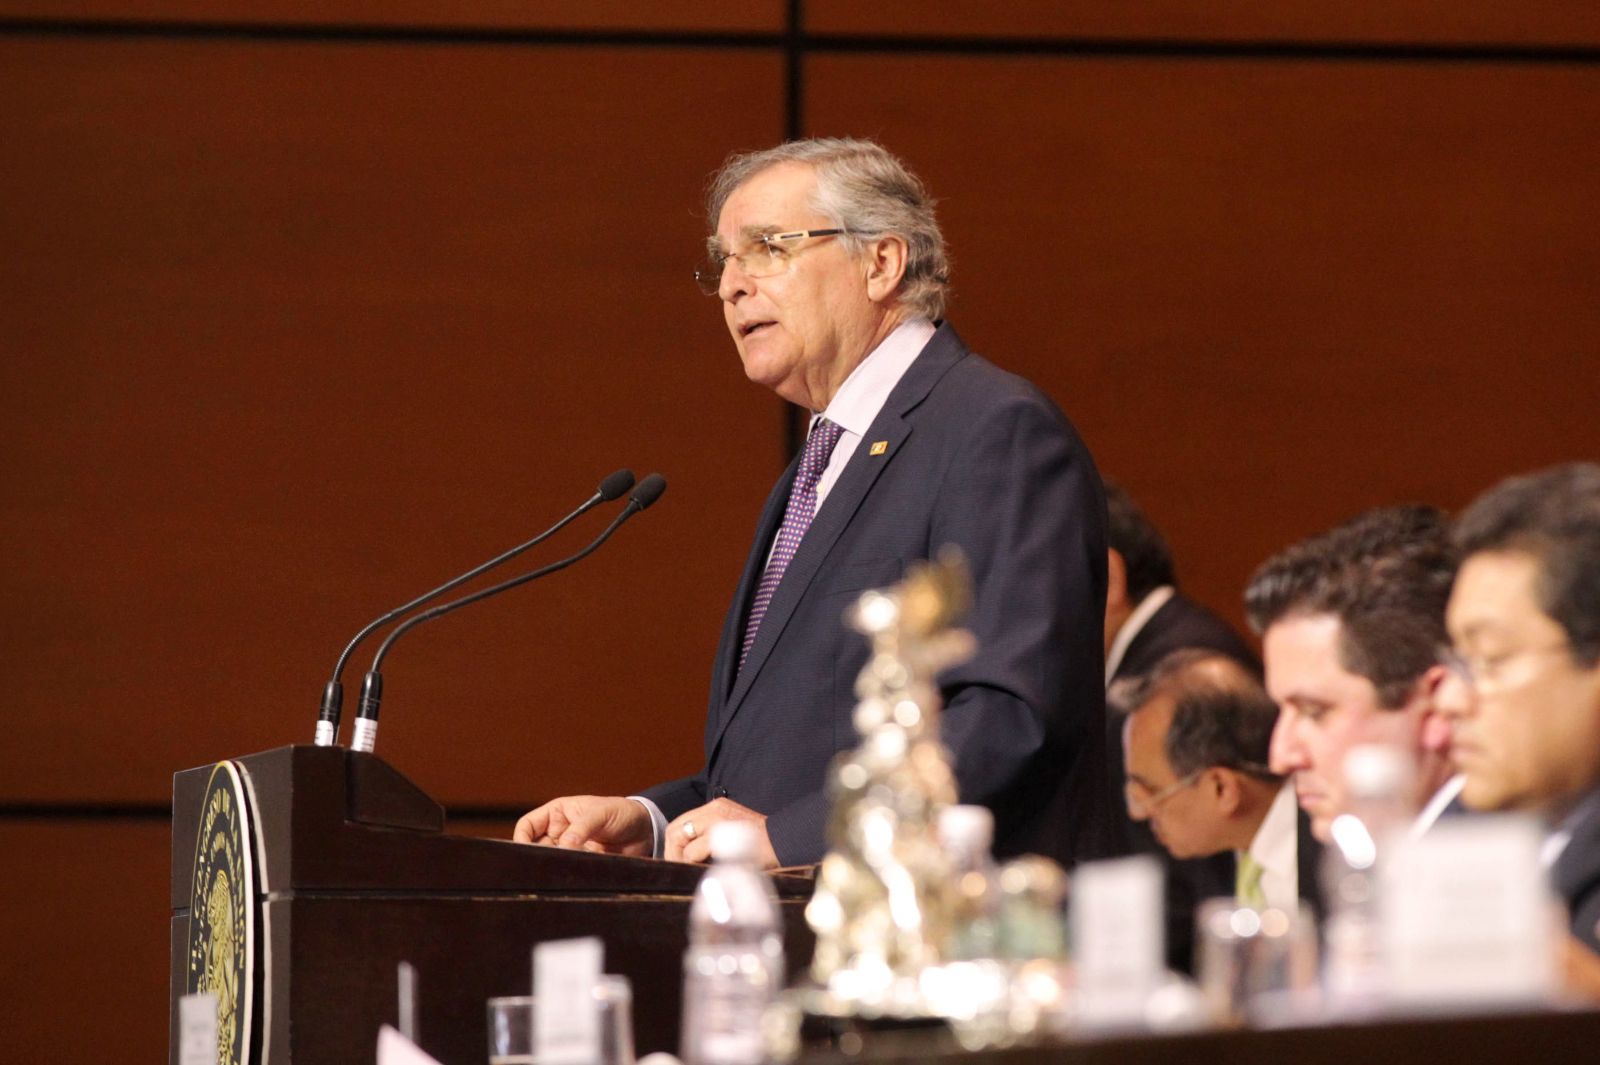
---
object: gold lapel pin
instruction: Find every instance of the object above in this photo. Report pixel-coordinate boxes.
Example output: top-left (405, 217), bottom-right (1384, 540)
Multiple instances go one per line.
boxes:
top-left (869, 440), bottom-right (888, 456)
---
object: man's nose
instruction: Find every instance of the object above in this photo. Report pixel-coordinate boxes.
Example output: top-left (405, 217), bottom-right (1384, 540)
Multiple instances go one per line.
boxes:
top-left (719, 256), bottom-right (753, 302)
top-left (1267, 710), bottom-right (1305, 776)
top-left (1434, 668), bottom-right (1473, 721)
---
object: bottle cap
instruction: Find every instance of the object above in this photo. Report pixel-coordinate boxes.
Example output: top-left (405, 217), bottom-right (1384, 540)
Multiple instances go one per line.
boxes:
top-left (708, 820), bottom-right (758, 861)
top-left (938, 804), bottom-right (994, 852)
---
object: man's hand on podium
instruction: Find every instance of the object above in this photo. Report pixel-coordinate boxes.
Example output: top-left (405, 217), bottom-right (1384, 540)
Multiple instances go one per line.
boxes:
top-left (665, 798), bottom-right (778, 868)
top-left (513, 796), bottom-right (653, 857)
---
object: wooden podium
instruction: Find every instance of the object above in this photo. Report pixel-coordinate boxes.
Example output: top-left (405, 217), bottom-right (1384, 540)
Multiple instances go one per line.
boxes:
top-left (170, 746), bottom-right (815, 1064)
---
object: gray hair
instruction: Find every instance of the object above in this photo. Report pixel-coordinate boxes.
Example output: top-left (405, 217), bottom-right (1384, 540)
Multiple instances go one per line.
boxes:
top-left (705, 138), bottom-right (951, 319)
top-left (1118, 650), bottom-right (1282, 781)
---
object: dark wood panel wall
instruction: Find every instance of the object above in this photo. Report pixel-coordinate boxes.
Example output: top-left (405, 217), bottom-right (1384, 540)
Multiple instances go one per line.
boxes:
top-left (2, 4), bottom-right (1595, 1060)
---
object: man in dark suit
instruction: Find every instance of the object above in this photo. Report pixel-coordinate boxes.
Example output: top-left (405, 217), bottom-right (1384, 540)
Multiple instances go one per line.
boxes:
top-left (1100, 481), bottom-right (1260, 970)
top-left (515, 138), bottom-right (1107, 869)
top-left (1103, 481), bottom-right (1258, 686)
top-left (1121, 651), bottom-right (1320, 926)
top-left (1437, 463), bottom-right (1600, 965)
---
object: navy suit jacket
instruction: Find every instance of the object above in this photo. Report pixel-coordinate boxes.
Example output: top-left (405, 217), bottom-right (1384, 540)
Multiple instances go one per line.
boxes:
top-left (1553, 786), bottom-right (1600, 955)
top-left (642, 323), bottom-right (1108, 866)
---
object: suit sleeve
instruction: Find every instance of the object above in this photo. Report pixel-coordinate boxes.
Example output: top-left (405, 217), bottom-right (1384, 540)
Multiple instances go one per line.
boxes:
top-left (762, 385), bottom-right (1106, 866)
top-left (929, 388), bottom-right (1106, 855)
top-left (638, 773), bottom-right (708, 822)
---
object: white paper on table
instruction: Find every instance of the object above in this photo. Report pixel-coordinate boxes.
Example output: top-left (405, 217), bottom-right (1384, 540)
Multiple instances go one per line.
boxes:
top-left (377, 1024), bottom-right (445, 1065)
top-left (1071, 855), bottom-right (1164, 1024)
top-left (178, 992), bottom-right (219, 1065)
top-left (1384, 813), bottom-right (1557, 1005)
top-left (535, 936), bottom-right (604, 1065)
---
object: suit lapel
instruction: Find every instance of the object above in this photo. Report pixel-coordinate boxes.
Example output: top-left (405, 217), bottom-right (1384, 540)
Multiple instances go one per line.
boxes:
top-left (712, 456), bottom-right (800, 713)
top-left (710, 324), bottom-right (970, 755)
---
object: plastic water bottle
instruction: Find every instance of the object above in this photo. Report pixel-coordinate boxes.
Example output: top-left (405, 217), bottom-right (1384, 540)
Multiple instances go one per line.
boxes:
top-left (939, 805), bottom-right (1000, 961)
top-left (1320, 744), bottom-right (1413, 1014)
top-left (680, 822), bottom-right (785, 1065)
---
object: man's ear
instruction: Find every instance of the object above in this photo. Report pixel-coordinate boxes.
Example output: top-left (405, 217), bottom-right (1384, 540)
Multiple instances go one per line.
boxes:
top-left (1106, 549), bottom-right (1129, 612)
top-left (1212, 768), bottom-right (1243, 816)
top-left (1412, 663), bottom-right (1453, 753)
top-left (864, 234), bottom-right (909, 304)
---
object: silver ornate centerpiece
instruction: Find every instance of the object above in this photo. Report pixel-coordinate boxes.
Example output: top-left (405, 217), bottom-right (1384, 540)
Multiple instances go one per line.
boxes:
top-left (802, 548), bottom-right (976, 1018)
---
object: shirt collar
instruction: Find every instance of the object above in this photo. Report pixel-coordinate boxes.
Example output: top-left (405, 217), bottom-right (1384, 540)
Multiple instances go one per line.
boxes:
top-left (1105, 585), bottom-right (1176, 685)
top-left (1543, 783), bottom-right (1600, 869)
top-left (817, 318), bottom-right (936, 436)
top-left (1249, 781), bottom-right (1299, 880)
top-left (1409, 773), bottom-right (1466, 840)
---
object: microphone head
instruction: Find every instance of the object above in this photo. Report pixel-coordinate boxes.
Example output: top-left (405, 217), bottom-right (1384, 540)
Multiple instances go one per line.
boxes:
top-left (630, 473), bottom-right (668, 510)
top-left (598, 468), bottom-right (636, 502)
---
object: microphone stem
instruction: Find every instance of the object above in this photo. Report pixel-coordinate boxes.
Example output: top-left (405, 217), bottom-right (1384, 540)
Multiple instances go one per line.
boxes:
top-left (350, 473), bottom-right (662, 755)
top-left (369, 501), bottom-right (640, 675)
top-left (315, 490), bottom-right (603, 745)
top-left (328, 492), bottom-right (602, 683)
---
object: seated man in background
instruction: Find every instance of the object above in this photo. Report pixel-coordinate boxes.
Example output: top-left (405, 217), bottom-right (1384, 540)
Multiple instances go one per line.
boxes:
top-left (1103, 479), bottom-right (1258, 683)
top-left (1102, 480), bottom-right (1258, 970)
top-left (1122, 650), bottom-right (1318, 920)
top-left (1437, 463), bottom-right (1600, 969)
top-left (1246, 506), bottom-right (1461, 842)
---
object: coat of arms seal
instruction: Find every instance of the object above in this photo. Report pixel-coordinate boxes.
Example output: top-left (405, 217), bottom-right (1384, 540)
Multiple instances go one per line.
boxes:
top-left (184, 760), bottom-right (258, 1065)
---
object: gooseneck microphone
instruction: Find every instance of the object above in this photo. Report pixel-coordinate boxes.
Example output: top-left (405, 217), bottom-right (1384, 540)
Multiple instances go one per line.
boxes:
top-left (314, 468), bottom-right (636, 746)
top-left (349, 474), bottom-right (667, 753)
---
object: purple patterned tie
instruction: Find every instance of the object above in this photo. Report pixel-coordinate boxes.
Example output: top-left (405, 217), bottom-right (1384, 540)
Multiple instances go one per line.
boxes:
top-left (740, 417), bottom-right (846, 669)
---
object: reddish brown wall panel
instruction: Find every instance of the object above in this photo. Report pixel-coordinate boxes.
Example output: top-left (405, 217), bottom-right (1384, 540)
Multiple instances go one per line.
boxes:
top-left (0, 822), bottom-right (172, 1064)
top-left (0, 1), bottom-right (785, 32)
top-left (0, 37), bottom-right (785, 805)
top-left (806, 53), bottom-right (1600, 634)
top-left (808, 0), bottom-right (1600, 47)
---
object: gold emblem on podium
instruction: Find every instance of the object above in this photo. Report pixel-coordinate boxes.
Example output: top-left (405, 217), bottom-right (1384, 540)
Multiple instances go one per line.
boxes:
top-left (185, 761), bottom-right (258, 1065)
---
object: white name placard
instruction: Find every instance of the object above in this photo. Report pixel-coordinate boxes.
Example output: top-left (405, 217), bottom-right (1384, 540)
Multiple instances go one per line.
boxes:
top-left (535, 936), bottom-right (604, 1065)
top-left (377, 1024), bottom-right (445, 1065)
top-left (1385, 813), bottom-right (1556, 1005)
top-left (1071, 855), bottom-right (1164, 1025)
top-left (178, 992), bottom-right (219, 1065)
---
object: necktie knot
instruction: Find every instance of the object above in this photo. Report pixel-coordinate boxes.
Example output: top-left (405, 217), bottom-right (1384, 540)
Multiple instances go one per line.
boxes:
top-left (801, 418), bottom-right (845, 472)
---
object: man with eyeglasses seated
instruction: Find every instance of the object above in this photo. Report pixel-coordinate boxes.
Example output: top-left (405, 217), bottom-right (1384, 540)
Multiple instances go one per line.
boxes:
top-left (1436, 463), bottom-right (1600, 975)
top-left (1101, 479), bottom-right (1260, 971)
top-left (1122, 650), bottom-right (1319, 919)
top-left (515, 138), bottom-right (1109, 871)
top-left (1246, 506), bottom-right (1464, 844)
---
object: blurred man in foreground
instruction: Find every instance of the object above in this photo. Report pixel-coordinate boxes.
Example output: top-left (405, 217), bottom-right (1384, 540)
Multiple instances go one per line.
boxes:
top-left (1246, 506), bottom-right (1461, 842)
top-left (1437, 463), bottom-right (1600, 965)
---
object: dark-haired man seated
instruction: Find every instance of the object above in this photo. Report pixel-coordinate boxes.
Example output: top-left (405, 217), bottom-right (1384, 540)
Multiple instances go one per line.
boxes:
top-left (1436, 463), bottom-right (1600, 972)
top-left (1247, 506), bottom-right (1463, 843)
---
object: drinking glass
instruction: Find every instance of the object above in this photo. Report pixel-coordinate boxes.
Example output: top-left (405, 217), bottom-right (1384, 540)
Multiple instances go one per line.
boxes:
top-left (1196, 899), bottom-right (1318, 1027)
top-left (486, 995), bottom-right (535, 1065)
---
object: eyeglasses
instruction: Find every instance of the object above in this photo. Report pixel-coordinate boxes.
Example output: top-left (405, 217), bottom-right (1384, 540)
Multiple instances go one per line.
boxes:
top-left (693, 228), bottom-right (846, 295)
top-left (1438, 642), bottom-right (1573, 691)
top-left (1125, 769), bottom-right (1203, 818)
